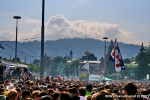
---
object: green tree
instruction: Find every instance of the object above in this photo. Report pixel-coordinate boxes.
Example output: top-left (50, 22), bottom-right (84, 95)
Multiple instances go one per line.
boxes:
top-left (145, 43), bottom-right (150, 63)
top-left (135, 43), bottom-right (149, 80)
top-left (123, 58), bottom-right (131, 64)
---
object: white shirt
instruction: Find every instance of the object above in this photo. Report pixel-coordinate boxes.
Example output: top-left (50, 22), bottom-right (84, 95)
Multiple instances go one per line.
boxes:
top-left (79, 96), bottom-right (86, 100)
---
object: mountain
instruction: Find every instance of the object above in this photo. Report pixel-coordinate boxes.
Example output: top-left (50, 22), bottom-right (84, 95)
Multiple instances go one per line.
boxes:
top-left (0, 38), bottom-right (141, 63)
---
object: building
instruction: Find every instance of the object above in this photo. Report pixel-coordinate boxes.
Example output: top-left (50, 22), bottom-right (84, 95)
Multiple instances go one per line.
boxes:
top-left (81, 53), bottom-right (97, 61)
top-left (32, 53), bottom-right (53, 67)
top-left (64, 50), bottom-right (73, 60)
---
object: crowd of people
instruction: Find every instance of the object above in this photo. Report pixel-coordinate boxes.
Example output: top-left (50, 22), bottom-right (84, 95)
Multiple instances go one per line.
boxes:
top-left (0, 75), bottom-right (150, 100)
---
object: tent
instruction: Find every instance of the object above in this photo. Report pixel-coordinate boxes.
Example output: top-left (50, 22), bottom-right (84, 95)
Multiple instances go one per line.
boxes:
top-left (101, 77), bottom-right (112, 81)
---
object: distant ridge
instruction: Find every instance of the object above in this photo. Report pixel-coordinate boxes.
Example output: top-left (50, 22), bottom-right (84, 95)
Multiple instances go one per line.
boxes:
top-left (0, 38), bottom-right (141, 63)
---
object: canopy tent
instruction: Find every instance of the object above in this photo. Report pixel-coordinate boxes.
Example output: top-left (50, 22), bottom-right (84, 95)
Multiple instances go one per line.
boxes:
top-left (101, 77), bottom-right (112, 81)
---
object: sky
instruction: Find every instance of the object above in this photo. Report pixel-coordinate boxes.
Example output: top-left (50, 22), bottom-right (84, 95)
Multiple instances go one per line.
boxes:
top-left (0, 0), bottom-right (150, 46)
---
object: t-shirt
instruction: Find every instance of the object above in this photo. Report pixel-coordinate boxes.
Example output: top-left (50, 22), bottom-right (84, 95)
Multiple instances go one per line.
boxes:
top-left (79, 96), bottom-right (86, 100)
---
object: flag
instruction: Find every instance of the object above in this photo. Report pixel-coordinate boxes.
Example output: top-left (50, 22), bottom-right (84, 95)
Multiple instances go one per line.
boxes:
top-left (82, 60), bottom-right (89, 70)
top-left (0, 42), bottom-right (5, 49)
top-left (109, 39), bottom-right (125, 72)
top-left (109, 48), bottom-right (115, 62)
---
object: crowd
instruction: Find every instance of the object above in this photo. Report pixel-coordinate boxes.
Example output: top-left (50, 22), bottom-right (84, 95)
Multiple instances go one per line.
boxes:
top-left (0, 76), bottom-right (150, 100)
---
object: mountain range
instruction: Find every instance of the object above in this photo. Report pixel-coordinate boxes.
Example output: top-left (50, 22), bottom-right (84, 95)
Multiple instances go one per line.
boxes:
top-left (0, 38), bottom-right (142, 63)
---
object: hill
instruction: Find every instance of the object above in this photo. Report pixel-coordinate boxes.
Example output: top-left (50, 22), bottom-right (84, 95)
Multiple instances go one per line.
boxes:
top-left (1, 38), bottom-right (141, 63)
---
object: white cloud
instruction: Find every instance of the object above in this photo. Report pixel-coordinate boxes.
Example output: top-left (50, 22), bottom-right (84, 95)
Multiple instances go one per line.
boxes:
top-left (25, 18), bottom-right (41, 26)
top-left (44, 14), bottom-right (139, 44)
top-left (0, 14), bottom-right (143, 45)
top-left (0, 30), bottom-right (15, 41)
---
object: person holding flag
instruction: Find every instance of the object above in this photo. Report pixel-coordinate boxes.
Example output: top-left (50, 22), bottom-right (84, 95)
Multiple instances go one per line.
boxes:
top-left (109, 39), bottom-right (125, 73)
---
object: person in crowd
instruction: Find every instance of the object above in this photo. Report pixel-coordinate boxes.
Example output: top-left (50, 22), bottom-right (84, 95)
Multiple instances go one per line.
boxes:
top-left (47, 89), bottom-right (54, 97)
top-left (58, 87), bottom-right (63, 93)
top-left (22, 90), bottom-right (31, 100)
top-left (7, 89), bottom-right (18, 100)
top-left (86, 84), bottom-right (92, 96)
top-left (95, 90), bottom-right (113, 100)
top-left (123, 82), bottom-right (137, 100)
top-left (31, 90), bottom-right (41, 100)
top-left (40, 91), bottom-right (48, 98)
top-left (24, 81), bottom-right (32, 93)
top-left (41, 95), bottom-right (53, 100)
top-left (52, 83), bottom-right (58, 92)
top-left (59, 92), bottom-right (73, 100)
top-left (52, 92), bottom-right (60, 100)
top-left (15, 88), bottom-right (22, 100)
top-left (78, 87), bottom-right (86, 100)
top-left (45, 76), bottom-right (50, 82)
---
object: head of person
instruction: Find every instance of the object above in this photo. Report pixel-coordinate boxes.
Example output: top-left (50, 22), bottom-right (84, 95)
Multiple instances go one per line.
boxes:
top-left (123, 82), bottom-right (137, 95)
top-left (24, 81), bottom-right (31, 89)
top-left (48, 89), bottom-right (54, 96)
top-left (52, 83), bottom-right (57, 89)
top-left (79, 87), bottom-right (86, 96)
top-left (22, 90), bottom-right (31, 100)
top-left (52, 92), bottom-right (60, 100)
top-left (7, 89), bottom-right (18, 100)
top-left (16, 88), bottom-right (22, 97)
top-left (58, 87), bottom-right (63, 93)
top-left (31, 90), bottom-right (41, 100)
top-left (59, 92), bottom-right (73, 100)
top-left (41, 95), bottom-right (53, 100)
top-left (69, 87), bottom-right (78, 96)
top-left (40, 91), bottom-right (48, 98)
top-left (95, 90), bottom-right (113, 100)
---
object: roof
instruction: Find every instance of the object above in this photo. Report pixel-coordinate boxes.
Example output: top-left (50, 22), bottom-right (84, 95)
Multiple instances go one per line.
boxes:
top-left (79, 61), bottom-right (101, 64)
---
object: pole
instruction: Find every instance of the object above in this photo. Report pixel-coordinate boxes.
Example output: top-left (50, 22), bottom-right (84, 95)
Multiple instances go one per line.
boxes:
top-left (40, 0), bottom-right (45, 79)
top-left (103, 37), bottom-right (108, 83)
top-left (13, 16), bottom-right (21, 63)
top-left (15, 19), bottom-right (18, 63)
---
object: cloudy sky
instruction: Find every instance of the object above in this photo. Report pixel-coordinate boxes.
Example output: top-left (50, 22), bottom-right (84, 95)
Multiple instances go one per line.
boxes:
top-left (0, 0), bottom-right (150, 45)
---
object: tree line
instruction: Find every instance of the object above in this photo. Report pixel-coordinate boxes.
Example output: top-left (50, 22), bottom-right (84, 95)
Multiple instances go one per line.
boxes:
top-left (2, 39), bottom-right (150, 80)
